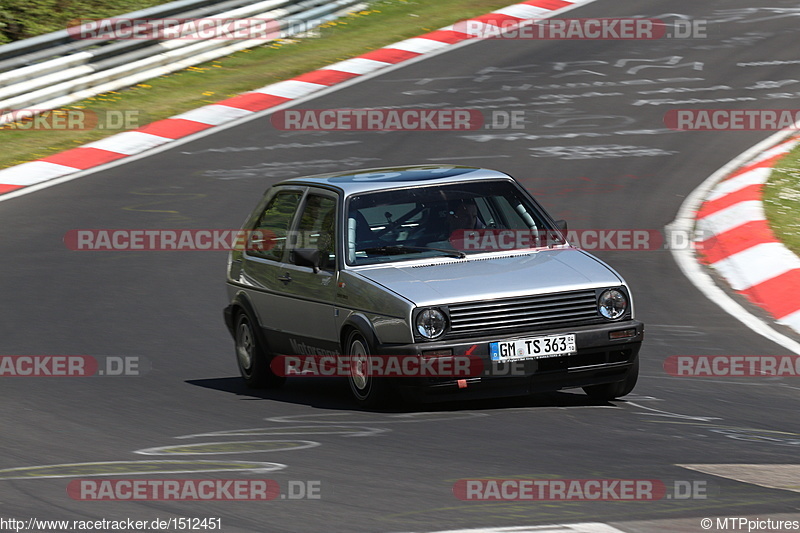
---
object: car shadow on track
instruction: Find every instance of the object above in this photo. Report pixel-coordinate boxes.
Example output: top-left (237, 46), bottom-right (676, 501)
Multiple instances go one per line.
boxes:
top-left (185, 376), bottom-right (628, 413)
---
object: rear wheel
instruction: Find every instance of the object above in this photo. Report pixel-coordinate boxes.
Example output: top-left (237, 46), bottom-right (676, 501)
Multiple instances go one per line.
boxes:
top-left (235, 311), bottom-right (285, 389)
top-left (346, 330), bottom-right (391, 408)
top-left (582, 355), bottom-right (639, 400)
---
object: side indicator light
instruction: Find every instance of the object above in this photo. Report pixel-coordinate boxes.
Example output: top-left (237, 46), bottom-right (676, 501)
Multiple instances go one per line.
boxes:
top-left (609, 328), bottom-right (637, 340)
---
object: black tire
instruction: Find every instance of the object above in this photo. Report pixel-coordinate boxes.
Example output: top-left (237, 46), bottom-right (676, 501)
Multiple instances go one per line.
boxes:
top-left (234, 311), bottom-right (285, 389)
top-left (582, 355), bottom-right (639, 400)
top-left (345, 330), bottom-right (392, 408)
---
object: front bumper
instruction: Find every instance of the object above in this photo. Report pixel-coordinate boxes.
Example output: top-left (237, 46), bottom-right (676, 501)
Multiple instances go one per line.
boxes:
top-left (374, 320), bottom-right (643, 402)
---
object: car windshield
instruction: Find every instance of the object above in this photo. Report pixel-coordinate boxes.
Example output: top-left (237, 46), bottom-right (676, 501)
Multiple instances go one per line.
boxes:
top-left (345, 180), bottom-right (562, 265)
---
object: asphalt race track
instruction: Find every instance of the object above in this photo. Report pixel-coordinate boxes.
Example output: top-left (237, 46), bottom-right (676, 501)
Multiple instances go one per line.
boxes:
top-left (2, 1), bottom-right (800, 531)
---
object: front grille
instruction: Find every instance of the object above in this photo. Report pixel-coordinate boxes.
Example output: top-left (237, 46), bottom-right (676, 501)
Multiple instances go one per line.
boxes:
top-left (447, 289), bottom-right (601, 338)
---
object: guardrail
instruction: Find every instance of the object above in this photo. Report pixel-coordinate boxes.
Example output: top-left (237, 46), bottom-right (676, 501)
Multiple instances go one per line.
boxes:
top-left (0, 0), bottom-right (223, 66)
top-left (0, 0), bottom-right (367, 125)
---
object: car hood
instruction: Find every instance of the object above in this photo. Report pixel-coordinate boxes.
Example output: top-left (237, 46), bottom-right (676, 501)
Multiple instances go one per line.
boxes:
top-left (351, 248), bottom-right (623, 306)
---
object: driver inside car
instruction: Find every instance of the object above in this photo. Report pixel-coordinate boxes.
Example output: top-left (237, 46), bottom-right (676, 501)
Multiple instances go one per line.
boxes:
top-left (448, 199), bottom-right (485, 232)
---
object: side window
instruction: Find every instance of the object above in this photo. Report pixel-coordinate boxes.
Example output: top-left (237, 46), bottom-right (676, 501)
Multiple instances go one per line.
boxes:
top-left (292, 194), bottom-right (337, 270)
top-left (250, 190), bottom-right (302, 261)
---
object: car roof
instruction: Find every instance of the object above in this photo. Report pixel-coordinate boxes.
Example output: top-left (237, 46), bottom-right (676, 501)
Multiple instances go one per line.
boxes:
top-left (276, 165), bottom-right (516, 196)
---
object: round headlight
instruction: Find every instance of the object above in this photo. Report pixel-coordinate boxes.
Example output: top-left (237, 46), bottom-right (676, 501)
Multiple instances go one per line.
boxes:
top-left (598, 289), bottom-right (627, 320)
top-left (415, 308), bottom-right (447, 339)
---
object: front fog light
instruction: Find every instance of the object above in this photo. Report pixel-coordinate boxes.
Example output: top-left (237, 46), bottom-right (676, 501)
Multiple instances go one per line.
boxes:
top-left (598, 289), bottom-right (627, 320)
top-left (416, 308), bottom-right (447, 339)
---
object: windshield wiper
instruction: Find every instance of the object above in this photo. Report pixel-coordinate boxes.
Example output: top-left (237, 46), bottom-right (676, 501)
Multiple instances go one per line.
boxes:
top-left (358, 245), bottom-right (466, 259)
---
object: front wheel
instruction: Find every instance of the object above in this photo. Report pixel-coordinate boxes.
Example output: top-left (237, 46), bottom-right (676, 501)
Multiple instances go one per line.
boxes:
top-left (235, 311), bottom-right (285, 389)
top-left (582, 355), bottom-right (639, 401)
top-left (346, 330), bottom-right (392, 408)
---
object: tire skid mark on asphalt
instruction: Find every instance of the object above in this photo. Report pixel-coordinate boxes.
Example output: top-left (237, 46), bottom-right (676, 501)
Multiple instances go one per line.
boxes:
top-left (426, 155), bottom-right (512, 161)
top-left (178, 139), bottom-right (362, 156)
top-left (264, 411), bottom-right (489, 424)
top-left (623, 399), bottom-right (800, 449)
top-left (645, 375), bottom-right (788, 387)
top-left (0, 460), bottom-right (286, 480)
top-left (645, 324), bottom-right (723, 354)
top-left (625, 402), bottom-right (722, 422)
top-left (0, 412), bottom-right (485, 480)
top-left (133, 440), bottom-right (320, 455)
top-left (414, 524), bottom-right (627, 533)
top-left (202, 155), bottom-right (382, 180)
top-left (622, 395), bottom-right (660, 401)
top-left (174, 425), bottom-right (389, 439)
top-left (707, 427), bottom-right (800, 447)
top-left (5, 402), bottom-right (788, 483)
top-left (120, 190), bottom-right (207, 221)
top-left (387, 488), bottom-right (796, 530)
top-left (634, 418), bottom-right (800, 448)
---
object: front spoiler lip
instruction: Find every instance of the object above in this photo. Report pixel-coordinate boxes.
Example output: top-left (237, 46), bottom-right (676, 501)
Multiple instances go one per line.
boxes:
top-left (401, 363), bottom-right (636, 403)
top-left (373, 320), bottom-right (643, 401)
top-left (374, 320), bottom-right (644, 357)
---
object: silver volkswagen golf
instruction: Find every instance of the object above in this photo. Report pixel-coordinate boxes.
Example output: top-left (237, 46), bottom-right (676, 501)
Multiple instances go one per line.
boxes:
top-left (224, 166), bottom-right (644, 406)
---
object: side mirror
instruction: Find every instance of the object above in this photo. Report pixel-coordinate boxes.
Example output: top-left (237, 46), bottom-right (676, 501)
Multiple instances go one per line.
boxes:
top-left (543, 220), bottom-right (568, 247)
top-left (291, 248), bottom-right (321, 273)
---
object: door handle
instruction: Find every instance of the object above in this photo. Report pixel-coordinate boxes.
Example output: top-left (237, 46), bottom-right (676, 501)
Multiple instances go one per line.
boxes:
top-left (278, 273), bottom-right (292, 284)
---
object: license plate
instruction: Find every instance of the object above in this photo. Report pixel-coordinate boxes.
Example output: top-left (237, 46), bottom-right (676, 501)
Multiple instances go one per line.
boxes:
top-left (490, 334), bottom-right (576, 361)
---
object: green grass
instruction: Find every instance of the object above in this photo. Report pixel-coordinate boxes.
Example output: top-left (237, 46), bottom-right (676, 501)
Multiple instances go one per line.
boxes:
top-left (0, 0), bottom-right (171, 43)
top-left (763, 140), bottom-right (800, 257)
top-left (0, 0), bottom-right (515, 170)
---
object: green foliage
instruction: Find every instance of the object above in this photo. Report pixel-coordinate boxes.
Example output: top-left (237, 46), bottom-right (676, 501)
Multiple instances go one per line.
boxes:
top-left (0, 0), bottom-right (168, 43)
top-left (764, 143), bottom-right (800, 257)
